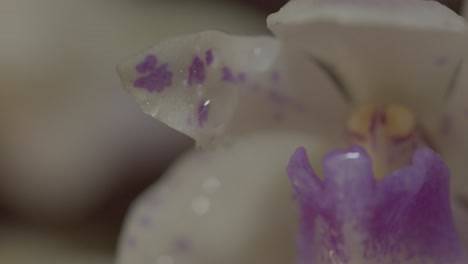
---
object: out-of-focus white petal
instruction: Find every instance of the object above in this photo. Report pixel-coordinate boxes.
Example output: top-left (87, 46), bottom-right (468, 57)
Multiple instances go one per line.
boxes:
top-left (118, 31), bottom-right (349, 147)
top-left (268, 0), bottom-right (468, 116)
top-left (464, 2), bottom-right (468, 20)
top-left (0, 0), bottom-right (267, 219)
top-left (116, 132), bottom-right (343, 264)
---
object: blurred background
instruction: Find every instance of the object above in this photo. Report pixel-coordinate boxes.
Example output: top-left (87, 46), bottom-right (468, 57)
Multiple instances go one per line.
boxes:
top-left (0, 0), bottom-right (465, 263)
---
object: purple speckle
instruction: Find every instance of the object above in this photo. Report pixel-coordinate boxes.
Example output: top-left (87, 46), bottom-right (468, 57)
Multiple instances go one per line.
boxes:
top-left (197, 99), bottom-right (210, 127)
top-left (251, 84), bottom-right (261, 91)
top-left (134, 64), bottom-right (173, 93)
top-left (188, 56), bottom-right (206, 86)
top-left (273, 112), bottom-right (285, 122)
top-left (205, 49), bottom-right (214, 66)
top-left (269, 90), bottom-right (289, 104)
top-left (138, 215), bottom-right (152, 228)
top-left (136, 54), bottom-right (157, 73)
top-left (186, 116), bottom-right (193, 126)
top-left (292, 101), bottom-right (306, 112)
top-left (271, 71), bottom-right (280, 82)
top-left (145, 193), bottom-right (161, 208)
top-left (222, 66), bottom-right (235, 83)
top-left (237, 72), bottom-right (247, 83)
top-left (435, 56), bottom-right (447, 66)
top-left (125, 235), bottom-right (138, 249)
top-left (222, 66), bottom-right (247, 84)
top-left (174, 238), bottom-right (192, 253)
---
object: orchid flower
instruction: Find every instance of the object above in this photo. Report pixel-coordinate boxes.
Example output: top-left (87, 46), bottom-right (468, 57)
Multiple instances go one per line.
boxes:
top-left (115, 0), bottom-right (468, 263)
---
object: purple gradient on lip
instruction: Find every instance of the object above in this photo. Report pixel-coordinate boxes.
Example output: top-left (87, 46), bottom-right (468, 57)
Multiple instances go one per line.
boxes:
top-left (287, 146), bottom-right (467, 264)
top-left (188, 56), bottom-right (206, 86)
top-left (197, 100), bottom-right (210, 127)
top-left (136, 54), bottom-right (157, 73)
top-left (133, 64), bottom-right (173, 93)
top-left (205, 49), bottom-right (214, 65)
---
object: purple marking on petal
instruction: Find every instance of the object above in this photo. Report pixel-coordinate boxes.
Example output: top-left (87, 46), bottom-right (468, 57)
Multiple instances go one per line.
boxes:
top-left (288, 146), bottom-right (468, 263)
top-left (273, 112), bottom-right (285, 122)
top-left (136, 54), bottom-right (157, 73)
top-left (188, 56), bottom-right (205, 86)
top-left (292, 101), bottom-right (306, 113)
top-left (144, 193), bottom-right (161, 208)
top-left (205, 49), bottom-right (213, 66)
top-left (186, 116), bottom-right (193, 126)
top-left (222, 66), bottom-right (235, 83)
top-left (237, 72), bottom-right (246, 83)
top-left (269, 90), bottom-right (289, 104)
top-left (271, 71), bottom-right (280, 82)
top-left (138, 215), bottom-right (152, 228)
top-left (440, 114), bottom-right (453, 136)
top-left (125, 235), bottom-right (137, 249)
top-left (251, 84), bottom-right (261, 91)
top-left (435, 56), bottom-right (447, 66)
top-left (133, 64), bottom-right (173, 93)
top-left (197, 99), bottom-right (210, 127)
top-left (174, 238), bottom-right (192, 253)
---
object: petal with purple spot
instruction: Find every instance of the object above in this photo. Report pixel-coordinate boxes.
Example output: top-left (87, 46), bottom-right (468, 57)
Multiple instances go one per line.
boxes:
top-left (118, 31), bottom-right (348, 147)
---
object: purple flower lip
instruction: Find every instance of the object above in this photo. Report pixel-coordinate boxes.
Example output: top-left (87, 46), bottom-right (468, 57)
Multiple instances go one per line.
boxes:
top-left (287, 146), bottom-right (468, 264)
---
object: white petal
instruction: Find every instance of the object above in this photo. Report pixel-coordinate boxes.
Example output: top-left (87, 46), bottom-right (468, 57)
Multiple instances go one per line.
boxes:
top-left (268, 0), bottom-right (468, 116)
top-left (118, 31), bottom-right (349, 147)
top-left (116, 132), bottom-right (342, 264)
